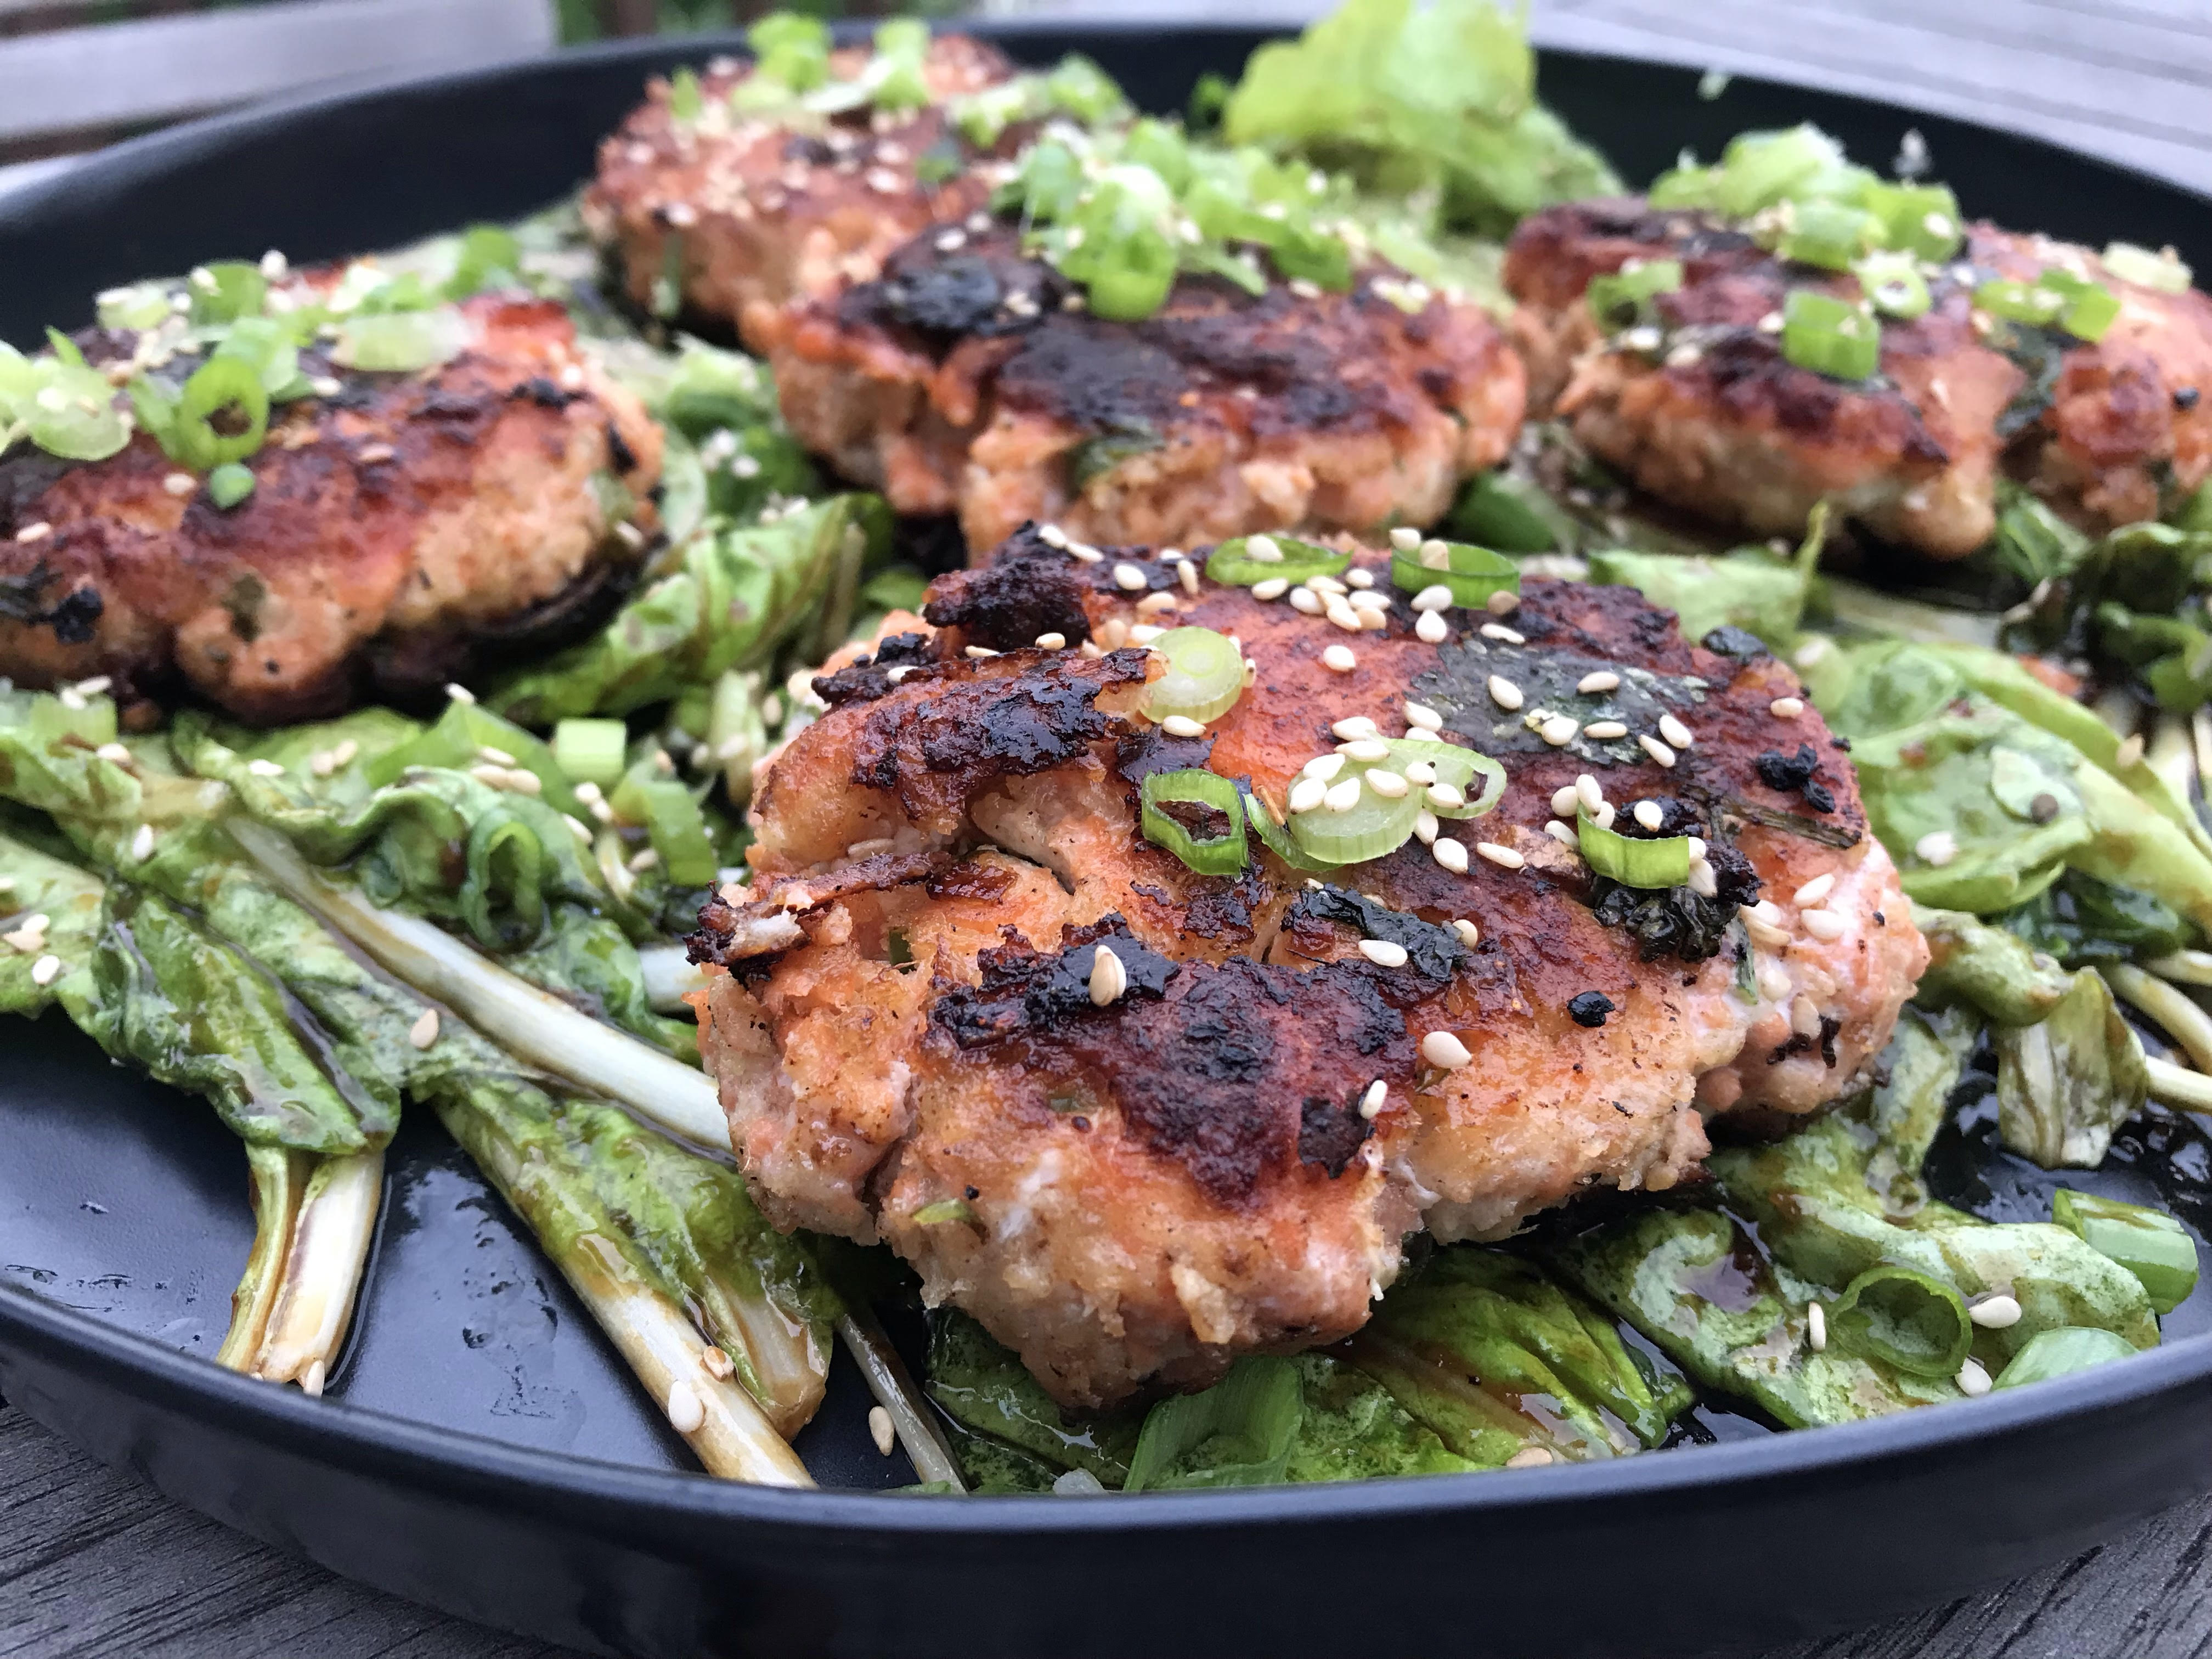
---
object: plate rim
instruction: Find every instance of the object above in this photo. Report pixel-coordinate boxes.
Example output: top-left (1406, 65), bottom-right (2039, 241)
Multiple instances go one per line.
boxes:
top-left (4, 12), bottom-right (2212, 1539)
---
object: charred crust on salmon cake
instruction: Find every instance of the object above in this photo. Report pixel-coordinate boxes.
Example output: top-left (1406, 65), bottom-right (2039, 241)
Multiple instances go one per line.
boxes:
top-left (811, 630), bottom-right (939, 707)
top-left (928, 922), bottom-right (1410, 1204)
top-left (922, 544), bottom-right (1093, 650)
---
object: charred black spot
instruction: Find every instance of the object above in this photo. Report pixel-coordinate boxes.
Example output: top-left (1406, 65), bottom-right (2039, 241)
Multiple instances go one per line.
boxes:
top-left (1768, 1016), bottom-right (1843, 1068)
top-left (606, 418), bottom-right (639, 475)
top-left (1701, 625), bottom-right (1770, 661)
top-left (0, 560), bottom-right (101, 645)
top-left (782, 134), bottom-right (836, 166)
top-left (813, 631), bottom-right (936, 707)
top-left (878, 254), bottom-right (1005, 340)
top-left (512, 376), bottom-right (577, 410)
top-left (1113, 724), bottom-right (1215, 786)
top-left (1567, 991), bottom-right (1615, 1028)
top-left (222, 572), bottom-right (268, 644)
top-left (1802, 778), bottom-right (1836, 814)
top-left (932, 917), bottom-right (1178, 1050)
top-left (923, 549), bottom-right (1091, 650)
top-left (1283, 885), bottom-right (1469, 982)
top-left (2177, 386), bottom-right (2201, 411)
top-left (854, 650), bottom-right (1147, 795)
top-left (1754, 743), bottom-right (1820, 791)
top-left (45, 584), bottom-right (101, 645)
top-left (1297, 1092), bottom-right (1372, 1177)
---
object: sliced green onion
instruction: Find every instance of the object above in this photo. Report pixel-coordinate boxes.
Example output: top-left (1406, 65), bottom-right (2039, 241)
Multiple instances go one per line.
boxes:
top-left (95, 281), bottom-right (175, 332)
top-left (1286, 769), bottom-right (1420, 867)
top-left (1778, 200), bottom-right (1880, 272)
top-left (1139, 768), bottom-right (1247, 876)
top-left (1379, 738), bottom-right (1504, 820)
top-left (215, 317), bottom-right (305, 400)
top-left (1991, 1327), bottom-right (2139, 1390)
top-left (188, 261), bottom-right (267, 326)
top-left (1388, 539), bottom-right (1520, 610)
top-left (444, 224), bottom-right (523, 300)
top-left (333, 307), bottom-right (467, 373)
top-left (1577, 810), bottom-right (1691, 888)
top-left (1144, 627), bottom-right (1246, 724)
top-left (911, 1199), bottom-right (976, 1227)
top-left (7, 341), bottom-right (129, 462)
top-left (1854, 251), bottom-right (1931, 320)
top-left (1826, 1265), bottom-right (1973, 1380)
top-left (1239, 782), bottom-right (1340, 872)
top-left (2053, 1188), bottom-right (2200, 1314)
top-left (1861, 180), bottom-right (1963, 262)
top-left (1585, 258), bottom-right (1683, 329)
top-left (1779, 288), bottom-right (1878, 381)
top-left (1974, 278), bottom-right (2067, 329)
top-left (2103, 241), bottom-right (2192, 296)
top-left (174, 356), bottom-right (270, 469)
top-left (552, 718), bottom-right (630, 787)
top-left (2034, 268), bottom-right (2121, 343)
top-left (1447, 471), bottom-right (1572, 554)
top-left (668, 66), bottom-right (703, 123)
top-left (1711, 124), bottom-right (1851, 218)
top-left (1204, 534), bottom-right (1350, 588)
top-left (610, 770), bottom-right (720, 887)
top-left (206, 462), bottom-right (255, 510)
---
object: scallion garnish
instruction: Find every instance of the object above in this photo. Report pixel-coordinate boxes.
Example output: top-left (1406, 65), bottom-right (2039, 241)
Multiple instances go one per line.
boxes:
top-left (0, 334), bottom-right (130, 462)
top-left (1286, 769), bottom-right (1420, 867)
top-left (2053, 1189), bottom-right (2200, 1314)
top-left (609, 767), bottom-right (720, 887)
top-left (668, 66), bottom-right (703, 123)
top-left (2032, 268), bottom-right (2121, 343)
top-left (1144, 627), bottom-right (1246, 724)
top-left (189, 261), bottom-right (268, 326)
top-left (1860, 180), bottom-right (1963, 262)
top-left (1239, 783), bottom-right (1339, 873)
top-left (1204, 533), bottom-right (1350, 587)
top-left (1577, 810), bottom-right (1690, 888)
top-left (552, 718), bottom-right (630, 788)
top-left (1854, 251), bottom-right (1931, 320)
top-left (1779, 288), bottom-right (1878, 381)
top-left (1825, 1265), bottom-right (1974, 1380)
top-left (1973, 277), bottom-right (2067, 330)
top-left (1778, 200), bottom-right (1879, 272)
top-left (1991, 1327), bottom-right (2139, 1390)
top-left (168, 356), bottom-right (270, 469)
top-left (332, 307), bottom-right (468, 374)
top-left (1139, 769), bottom-right (1248, 876)
top-left (1379, 739), bottom-right (1504, 820)
top-left (206, 462), bottom-right (255, 510)
top-left (1387, 538), bottom-right (1519, 609)
top-left (1585, 258), bottom-right (1682, 328)
top-left (2103, 240), bottom-right (2192, 296)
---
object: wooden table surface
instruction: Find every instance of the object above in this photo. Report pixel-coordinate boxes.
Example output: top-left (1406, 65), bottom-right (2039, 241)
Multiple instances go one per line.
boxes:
top-left (8, 3), bottom-right (2212, 1655)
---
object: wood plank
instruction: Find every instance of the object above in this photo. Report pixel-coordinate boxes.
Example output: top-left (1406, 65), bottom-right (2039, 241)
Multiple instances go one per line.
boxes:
top-left (0, 0), bottom-right (557, 144)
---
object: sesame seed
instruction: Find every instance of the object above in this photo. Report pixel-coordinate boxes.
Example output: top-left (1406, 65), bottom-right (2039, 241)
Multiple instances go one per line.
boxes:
top-left (58, 689), bottom-right (86, 712)
top-left (1481, 622), bottom-right (1526, 645)
top-left (1252, 577), bottom-right (1291, 601)
top-left (1422, 1030), bottom-right (1473, 1069)
top-left (30, 954), bottom-right (61, 988)
top-left (1038, 523), bottom-right (1069, 549)
top-left (1793, 873), bottom-right (1836, 906)
top-left (1769, 696), bottom-right (1805, 719)
top-left (1113, 562), bottom-right (1149, 591)
top-left (628, 847), bottom-right (659, 872)
top-left (409, 1007), bottom-right (441, 1050)
top-left (1177, 558), bottom-right (1200, 595)
top-left (1452, 919), bottom-right (1480, 947)
top-left (1340, 738), bottom-right (1389, 762)
top-left (1744, 900), bottom-right (1785, 928)
top-left (868, 1404), bottom-right (896, 1455)
top-left (699, 1345), bottom-right (736, 1381)
top-left (1584, 720), bottom-right (1628, 740)
top-left (1575, 775), bottom-right (1606, 815)
top-left (1324, 778), bottom-right (1363, 812)
top-left (935, 229), bottom-right (968, 252)
top-left (846, 837), bottom-right (896, 857)
top-left (1659, 714), bottom-right (1695, 750)
top-left (1551, 785), bottom-right (1581, 817)
top-left (94, 742), bottom-right (129, 763)
top-left (1538, 714), bottom-right (1578, 746)
top-left (1426, 781), bottom-right (1466, 810)
top-left (666, 1379), bottom-right (707, 1435)
top-left (1418, 538), bottom-right (1451, 569)
top-left (1346, 568), bottom-right (1375, 589)
top-left (1487, 675), bottom-right (1523, 711)
top-left (1578, 670), bottom-right (1621, 695)
top-left (1956, 1359), bottom-right (1993, 1398)
top-left (131, 824), bottom-right (155, 861)
top-left (1088, 944), bottom-right (1127, 1007)
top-left (1808, 1302), bottom-right (1827, 1352)
top-left (1916, 830), bottom-right (1959, 867)
top-left (1161, 715), bottom-right (1206, 738)
top-left (1410, 584), bottom-right (1454, 613)
top-left (1638, 735), bottom-right (1677, 768)
top-left (1035, 631), bottom-right (1066, 651)
top-left (1545, 820), bottom-right (1578, 845)
top-left (14, 522), bottom-right (52, 544)
top-left (1068, 543), bottom-right (1105, 564)
top-left (1486, 591), bottom-right (1520, 617)
top-left (1306, 750), bottom-right (1351, 777)
top-left (1290, 587), bottom-right (1324, 615)
top-left (1415, 611), bottom-right (1449, 644)
top-left (1327, 602), bottom-right (1364, 633)
top-left (1801, 909), bottom-right (1848, 942)
top-left (1390, 527), bottom-right (1422, 552)
top-left (1969, 1294), bottom-right (2023, 1329)
top-left (1687, 859), bottom-right (1718, 898)
top-left (2115, 733), bottom-right (2146, 770)
top-left (1347, 586), bottom-right (1390, 611)
top-left (1330, 717), bottom-right (1378, 741)
top-left (1359, 1080), bottom-right (1387, 1120)
top-left (1476, 842), bottom-right (1524, 870)
top-left (1245, 534), bottom-right (1283, 563)
top-left (1634, 801), bottom-right (1665, 831)
top-left (1403, 701), bottom-right (1443, 732)
top-left (163, 472), bottom-right (196, 497)
top-left (1136, 591), bottom-right (1178, 616)
top-left (247, 758), bottom-right (287, 778)
top-left (1790, 996), bottom-right (1822, 1038)
top-left (445, 682), bottom-right (476, 706)
top-left (1591, 803), bottom-right (1616, 830)
top-left (1414, 810), bottom-right (1440, 845)
top-left (1358, 939), bottom-right (1409, 968)
top-left (1367, 770), bottom-right (1409, 799)
top-left (1322, 645), bottom-right (1357, 673)
top-left (477, 744), bottom-right (517, 767)
top-left (1289, 776), bottom-right (1328, 814)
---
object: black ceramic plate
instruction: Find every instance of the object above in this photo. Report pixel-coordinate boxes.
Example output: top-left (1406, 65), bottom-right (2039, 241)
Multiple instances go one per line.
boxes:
top-left (7, 21), bottom-right (2212, 1659)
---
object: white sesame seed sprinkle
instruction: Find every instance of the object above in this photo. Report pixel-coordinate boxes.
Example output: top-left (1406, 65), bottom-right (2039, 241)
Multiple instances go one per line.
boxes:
top-left (1793, 873), bottom-right (1836, 906)
top-left (1161, 715), bottom-right (1206, 738)
top-left (1252, 577), bottom-right (1291, 601)
top-left (94, 742), bottom-right (130, 763)
top-left (1969, 1294), bottom-right (2023, 1330)
top-left (1410, 584), bottom-right (1454, 613)
top-left (1035, 631), bottom-right (1066, 651)
top-left (1801, 909), bottom-right (1848, 942)
top-left (14, 522), bottom-right (52, 544)
top-left (1306, 751), bottom-right (1350, 778)
top-left (1340, 738), bottom-right (1390, 762)
top-left (1956, 1359), bottom-right (1992, 1397)
top-left (1067, 543), bottom-right (1105, 564)
top-left (1414, 810), bottom-right (1440, 845)
top-left (1113, 562), bottom-right (1149, 592)
top-left (1584, 720), bottom-right (1628, 740)
top-left (73, 676), bottom-right (110, 697)
top-left (1324, 778), bottom-right (1363, 812)
top-left (1330, 717), bottom-right (1378, 742)
top-left (409, 1007), bottom-right (441, 1050)
top-left (1390, 527), bottom-right (1422, 552)
top-left (1422, 1030), bottom-right (1473, 1069)
top-left (1346, 568), bottom-right (1375, 589)
top-left (1403, 702), bottom-right (1443, 732)
top-left (1177, 558), bottom-right (1200, 595)
top-left (163, 472), bottom-right (196, 497)
top-left (1545, 819), bottom-right (1578, 846)
top-left (1770, 696), bottom-right (1805, 719)
top-left (1038, 523), bottom-right (1069, 549)
top-left (1357, 939), bottom-right (1410, 968)
top-left (1575, 775), bottom-right (1606, 815)
top-left (1359, 1080), bottom-right (1387, 1119)
top-left (868, 1404), bottom-right (896, 1455)
top-left (1487, 590), bottom-right (1520, 616)
top-left (1659, 714), bottom-right (1695, 750)
top-left (1135, 590), bottom-right (1179, 616)
top-left (1367, 769), bottom-right (1409, 799)
top-left (666, 1380), bottom-right (707, 1435)
top-left (247, 758), bottom-right (287, 778)
top-left (1089, 944), bottom-right (1127, 1007)
top-left (1322, 644), bottom-right (1357, 673)
top-left (1290, 587), bottom-right (1324, 615)
top-left (1638, 734), bottom-right (1677, 768)
top-left (1577, 670), bottom-right (1621, 695)
top-left (1452, 919), bottom-right (1480, 947)
top-left (1808, 1302), bottom-right (1827, 1352)
top-left (1488, 675), bottom-right (1523, 712)
top-left (1289, 776), bottom-right (1328, 814)
top-left (1634, 801), bottom-right (1664, 832)
top-left (1426, 782), bottom-right (1466, 811)
top-left (1481, 622), bottom-right (1526, 645)
top-left (1538, 714), bottom-right (1578, 747)
top-left (1687, 859), bottom-right (1718, 898)
top-left (1476, 842), bottom-right (1524, 870)
top-left (1327, 602), bottom-right (1364, 633)
top-left (1402, 760), bottom-right (1437, 786)
top-left (1245, 534), bottom-right (1283, 563)
top-left (445, 682), bottom-right (476, 706)
top-left (1916, 830), bottom-right (1959, 867)
top-left (1551, 785), bottom-right (1581, 817)
top-left (31, 954), bottom-right (61, 988)
top-left (1415, 611), bottom-right (1449, 645)
top-left (131, 823), bottom-right (155, 861)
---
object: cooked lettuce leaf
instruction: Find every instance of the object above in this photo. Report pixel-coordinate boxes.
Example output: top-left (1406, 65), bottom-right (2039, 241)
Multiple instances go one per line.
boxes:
top-left (927, 1310), bottom-right (1143, 1486)
top-left (1222, 0), bottom-right (1617, 237)
top-left (489, 494), bottom-right (892, 726)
